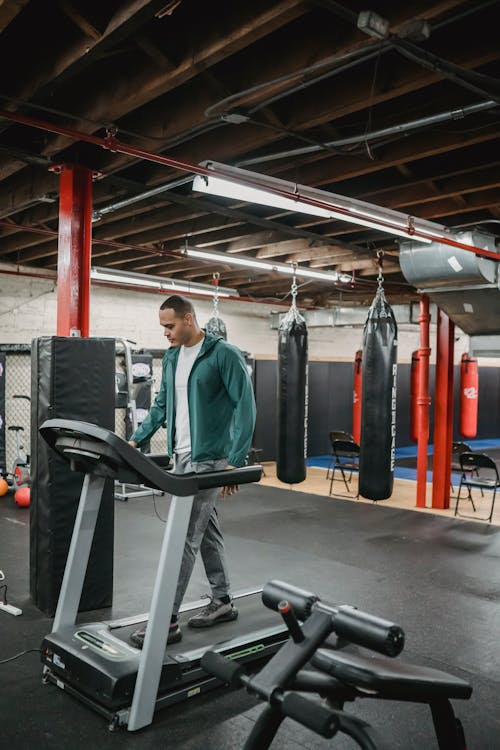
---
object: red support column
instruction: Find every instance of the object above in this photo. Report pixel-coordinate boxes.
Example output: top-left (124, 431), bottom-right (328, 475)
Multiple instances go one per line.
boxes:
top-left (416, 295), bottom-right (431, 508)
top-left (432, 308), bottom-right (455, 509)
top-left (56, 164), bottom-right (93, 337)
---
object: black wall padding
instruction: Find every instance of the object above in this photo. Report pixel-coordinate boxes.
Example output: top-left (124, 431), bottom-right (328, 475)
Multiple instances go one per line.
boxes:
top-left (276, 310), bottom-right (308, 484)
top-left (30, 337), bottom-right (115, 616)
top-left (0, 353), bottom-right (5, 475)
top-left (253, 359), bottom-right (500, 463)
top-left (359, 291), bottom-right (398, 501)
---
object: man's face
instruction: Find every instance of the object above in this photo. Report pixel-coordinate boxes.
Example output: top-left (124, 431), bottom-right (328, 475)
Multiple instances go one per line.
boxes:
top-left (159, 307), bottom-right (192, 347)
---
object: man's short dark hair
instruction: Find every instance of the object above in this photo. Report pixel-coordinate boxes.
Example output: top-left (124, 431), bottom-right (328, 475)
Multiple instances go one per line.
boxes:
top-left (160, 294), bottom-right (195, 317)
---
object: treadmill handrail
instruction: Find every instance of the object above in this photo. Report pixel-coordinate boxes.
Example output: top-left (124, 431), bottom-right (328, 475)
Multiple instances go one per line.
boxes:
top-left (39, 418), bottom-right (262, 496)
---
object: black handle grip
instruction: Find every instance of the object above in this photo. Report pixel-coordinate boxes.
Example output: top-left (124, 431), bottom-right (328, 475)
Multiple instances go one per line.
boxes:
top-left (278, 600), bottom-right (304, 643)
top-left (281, 693), bottom-right (339, 738)
top-left (333, 606), bottom-right (405, 657)
top-left (201, 651), bottom-right (245, 688)
top-left (262, 580), bottom-right (320, 620)
top-left (190, 465), bottom-right (262, 490)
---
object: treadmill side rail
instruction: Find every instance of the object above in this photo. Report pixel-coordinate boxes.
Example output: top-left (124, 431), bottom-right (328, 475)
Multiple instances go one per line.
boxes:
top-left (53, 474), bottom-right (106, 631)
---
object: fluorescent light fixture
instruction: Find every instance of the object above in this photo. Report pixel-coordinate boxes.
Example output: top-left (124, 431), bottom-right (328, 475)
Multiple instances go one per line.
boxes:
top-left (185, 247), bottom-right (339, 282)
top-left (90, 267), bottom-right (238, 297)
top-left (193, 161), bottom-right (449, 244)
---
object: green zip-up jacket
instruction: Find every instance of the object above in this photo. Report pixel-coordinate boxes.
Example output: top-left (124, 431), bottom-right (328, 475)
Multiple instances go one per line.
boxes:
top-left (130, 332), bottom-right (256, 467)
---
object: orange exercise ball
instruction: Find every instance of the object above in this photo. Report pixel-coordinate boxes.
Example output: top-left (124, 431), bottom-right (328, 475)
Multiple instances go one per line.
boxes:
top-left (14, 486), bottom-right (30, 507)
top-left (0, 478), bottom-right (9, 496)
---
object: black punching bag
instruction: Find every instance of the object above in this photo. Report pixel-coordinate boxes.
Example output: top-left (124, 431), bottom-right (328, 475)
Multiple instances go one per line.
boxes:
top-left (359, 287), bottom-right (398, 500)
top-left (206, 315), bottom-right (227, 340)
top-left (277, 305), bottom-right (308, 484)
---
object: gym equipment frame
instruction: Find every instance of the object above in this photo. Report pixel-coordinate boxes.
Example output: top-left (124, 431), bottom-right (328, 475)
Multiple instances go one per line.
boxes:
top-left (38, 419), bottom-right (288, 731)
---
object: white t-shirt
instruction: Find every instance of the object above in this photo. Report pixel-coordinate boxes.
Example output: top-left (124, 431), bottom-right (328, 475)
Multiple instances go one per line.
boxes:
top-left (174, 338), bottom-right (204, 454)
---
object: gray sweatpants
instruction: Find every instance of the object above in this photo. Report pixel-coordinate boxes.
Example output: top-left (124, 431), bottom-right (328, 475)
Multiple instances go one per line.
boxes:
top-left (171, 452), bottom-right (231, 617)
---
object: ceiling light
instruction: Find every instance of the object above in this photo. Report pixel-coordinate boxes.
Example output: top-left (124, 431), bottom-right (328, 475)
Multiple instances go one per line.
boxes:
top-left (185, 247), bottom-right (339, 282)
top-left (193, 161), bottom-right (447, 244)
top-left (90, 267), bottom-right (238, 297)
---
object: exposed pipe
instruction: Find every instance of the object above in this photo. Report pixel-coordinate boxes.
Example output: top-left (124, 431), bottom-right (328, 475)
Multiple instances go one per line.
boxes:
top-left (248, 45), bottom-right (387, 115)
top-left (315, 1), bottom-right (500, 106)
top-left (205, 43), bottom-right (386, 120)
top-left (0, 108), bottom-right (498, 261)
top-left (0, 217), bottom-right (184, 262)
top-left (238, 100), bottom-right (498, 167)
top-left (93, 175), bottom-right (193, 219)
top-left (389, 35), bottom-right (500, 107)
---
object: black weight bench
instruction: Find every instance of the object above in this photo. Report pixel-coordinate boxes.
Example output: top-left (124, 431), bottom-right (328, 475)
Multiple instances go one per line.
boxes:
top-left (312, 649), bottom-right (471, 749)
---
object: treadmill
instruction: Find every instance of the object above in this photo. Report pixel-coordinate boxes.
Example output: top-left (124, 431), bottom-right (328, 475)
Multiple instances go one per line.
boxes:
top-left (38, 419), bottom-right (288, 731)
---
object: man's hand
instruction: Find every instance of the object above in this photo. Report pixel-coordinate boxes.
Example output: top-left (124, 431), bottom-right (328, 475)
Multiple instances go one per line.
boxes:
top-left (128, 440), bottom-right (138, 448)
top-left (221, 465), bottom-right (238, 497)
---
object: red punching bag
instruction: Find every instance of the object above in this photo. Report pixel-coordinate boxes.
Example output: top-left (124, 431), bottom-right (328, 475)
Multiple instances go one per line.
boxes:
top-left (410, 350), bottom-right (420, 443)
top-left (352, 350), bottom-right (362, 444)
top-left (460, 353), bottom-right (478, 438)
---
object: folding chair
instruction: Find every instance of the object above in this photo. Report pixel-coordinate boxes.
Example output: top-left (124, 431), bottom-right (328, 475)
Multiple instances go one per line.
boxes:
top-left (326, 431), bottom-right (354, 480)
top-left (450, 442), bottom-right (482, 501)
top-left (329, 438), bottom-right (360, 499)
top-left (454, 452), bottom-right (500, 523)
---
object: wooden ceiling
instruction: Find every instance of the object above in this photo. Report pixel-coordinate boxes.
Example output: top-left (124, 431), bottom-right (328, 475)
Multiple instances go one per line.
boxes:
top-left (0, 0), bottom-right (499, 306)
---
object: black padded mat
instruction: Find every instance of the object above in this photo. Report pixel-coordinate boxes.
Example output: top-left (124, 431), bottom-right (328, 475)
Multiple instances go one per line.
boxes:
top-left (1, 482), bottom-right (500, 748)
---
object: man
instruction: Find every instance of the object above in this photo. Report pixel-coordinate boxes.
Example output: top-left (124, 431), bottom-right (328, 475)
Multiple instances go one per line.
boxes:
top-left (128, 294), bottom-right (256, 648)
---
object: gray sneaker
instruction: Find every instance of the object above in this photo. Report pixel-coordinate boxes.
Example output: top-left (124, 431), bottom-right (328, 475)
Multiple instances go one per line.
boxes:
top-left (130, 622), bottom-right (182, 649)
top-left (188, 597), bottom-right (238, 628)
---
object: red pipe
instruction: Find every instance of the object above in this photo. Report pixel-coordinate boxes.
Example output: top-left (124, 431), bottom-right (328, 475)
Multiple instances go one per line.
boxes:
top-left (56, 165), bottom-right (92, 337)
top-left (431, 308), bottom-right (455, 510)
top-left (0, 217), bottom-right (185, 260)
top-left (416, 296), bottom-right (431, 508)
top-left (409, 349), bottom-right (420, 443)
top-left (0, 108), bottom-right (499, 261)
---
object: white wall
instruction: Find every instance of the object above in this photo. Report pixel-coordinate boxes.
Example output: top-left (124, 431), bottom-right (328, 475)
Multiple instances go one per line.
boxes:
top-left (0, 264), bottom-right (477, 364)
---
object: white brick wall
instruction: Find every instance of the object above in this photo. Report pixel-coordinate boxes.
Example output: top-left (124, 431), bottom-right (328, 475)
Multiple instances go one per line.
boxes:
top-left (0, 267), bottom-right (473, 364)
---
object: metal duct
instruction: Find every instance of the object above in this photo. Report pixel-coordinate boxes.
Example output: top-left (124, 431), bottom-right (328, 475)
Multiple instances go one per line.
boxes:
top-left (399, 231), bottom-right (500, 336)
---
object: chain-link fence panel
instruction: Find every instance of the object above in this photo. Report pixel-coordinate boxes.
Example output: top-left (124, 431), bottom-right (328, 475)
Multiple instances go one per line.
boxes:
top-left (4, 351), bottom-right (31, 476)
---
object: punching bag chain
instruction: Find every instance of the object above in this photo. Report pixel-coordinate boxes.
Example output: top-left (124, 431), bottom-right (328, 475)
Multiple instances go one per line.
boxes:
top-left (206, 270), bottom-right (228, 339)
top-left (376, 250), bottom-right (385, 291)
top-left (212, 272), bottom-right (220, 318)
top-left (290, 262), bottom-right (298, 310)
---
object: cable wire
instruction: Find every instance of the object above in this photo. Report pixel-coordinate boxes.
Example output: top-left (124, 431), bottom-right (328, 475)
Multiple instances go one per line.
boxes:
top-left (0, 648), bottom-right (42, 665)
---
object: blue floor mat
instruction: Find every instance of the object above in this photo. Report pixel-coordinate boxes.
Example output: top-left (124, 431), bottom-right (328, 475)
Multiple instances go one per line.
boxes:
top-left (307, 438), bottom-right (500, 482)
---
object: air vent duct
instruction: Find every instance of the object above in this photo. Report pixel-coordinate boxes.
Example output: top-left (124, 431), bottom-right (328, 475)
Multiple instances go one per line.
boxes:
top-left (399, 231), bottom-right (500, 336)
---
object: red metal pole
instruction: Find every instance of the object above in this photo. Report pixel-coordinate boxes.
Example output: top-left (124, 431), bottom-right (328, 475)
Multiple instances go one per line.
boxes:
top-left (56, 165), bottom-right (93, 337)
top-left (416, 295), bottom-right (431, 508)
top-left (432, 308), bottom-right (455, 509)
